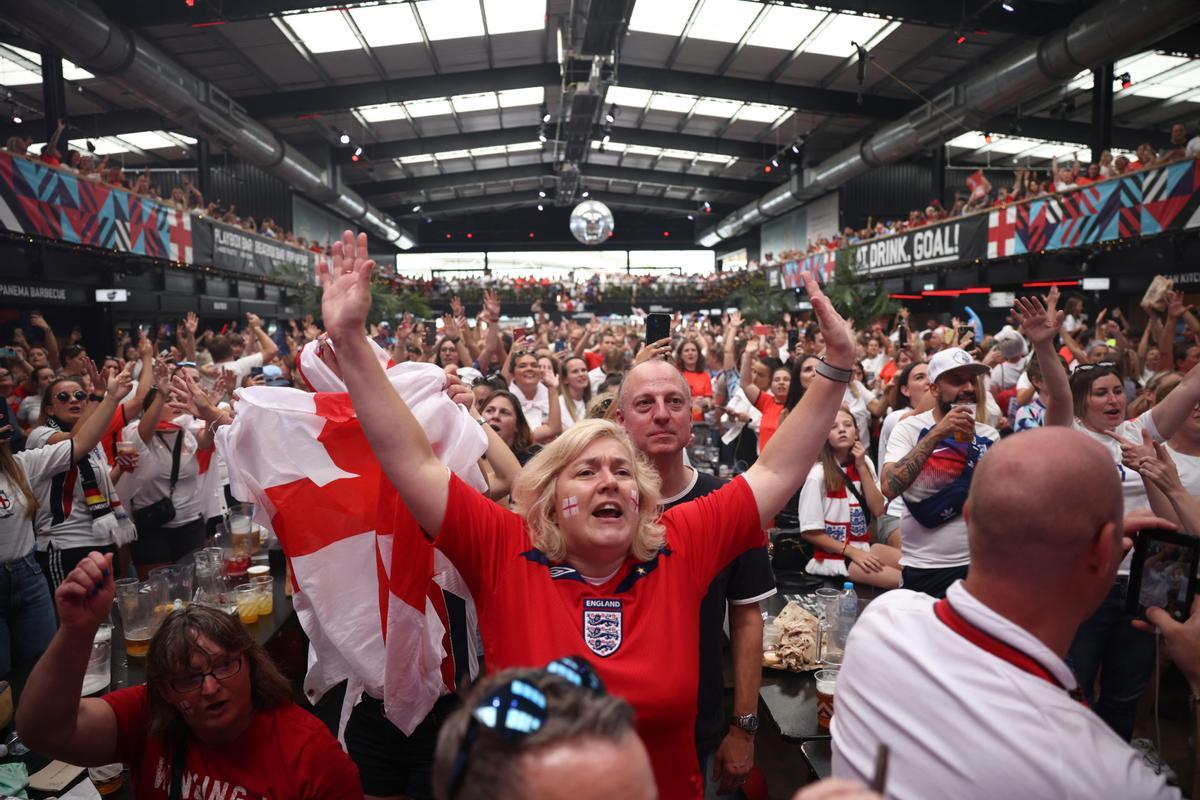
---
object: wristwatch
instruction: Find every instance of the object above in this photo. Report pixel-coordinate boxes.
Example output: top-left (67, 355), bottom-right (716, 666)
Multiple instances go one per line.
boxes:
top-left (730, 713), bottom-right (759, 734)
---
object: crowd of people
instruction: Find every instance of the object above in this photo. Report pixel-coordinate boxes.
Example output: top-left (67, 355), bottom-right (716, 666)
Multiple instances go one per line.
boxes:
top-left (2, 126), bottom-right (331, 254)
top-left (1, 229), bottom-right (1199, 800)
top-left (762, 122), bottom-right (1200, 266)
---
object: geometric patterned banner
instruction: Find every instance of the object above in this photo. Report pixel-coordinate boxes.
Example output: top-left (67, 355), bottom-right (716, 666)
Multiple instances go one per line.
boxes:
top-left (780, 249), bottom-right (838, 289)
top-left (0, 151), bottom-right (171, 258)
top-left (987, 158), bottom-right (1200, 262)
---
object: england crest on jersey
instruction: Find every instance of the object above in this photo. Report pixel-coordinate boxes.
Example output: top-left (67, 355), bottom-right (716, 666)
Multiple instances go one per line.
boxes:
top-left (583, 598), bottom-right (623, 657)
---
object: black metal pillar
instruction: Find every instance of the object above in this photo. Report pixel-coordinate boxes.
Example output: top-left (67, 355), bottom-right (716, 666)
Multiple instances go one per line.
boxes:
top-left (40, 53), bottom-right (66, 147)
top-left (931, 144), bottom-right (946, 206)
top-left (196, 138), bottom-right (211, 200)
top-left (1090, 62), bottom-right (1114, 164)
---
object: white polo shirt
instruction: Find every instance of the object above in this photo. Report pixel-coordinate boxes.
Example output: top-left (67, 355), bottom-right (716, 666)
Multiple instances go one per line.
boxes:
top-left (832, 582), bottom-right (1179, 800)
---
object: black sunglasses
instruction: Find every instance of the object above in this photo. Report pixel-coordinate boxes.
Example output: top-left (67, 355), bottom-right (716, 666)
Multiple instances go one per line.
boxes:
top-left (447, 657), bottom-right (605, 799)
top-left (55, 390), bottom-right (88, 402)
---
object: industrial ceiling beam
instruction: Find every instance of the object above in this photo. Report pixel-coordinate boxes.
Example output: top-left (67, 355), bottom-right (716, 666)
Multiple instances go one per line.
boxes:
top-left (238, 63), bottom-right (913, 120)
top-left (384, 190), bottom-right (711, 218)
top-left (361, 164), bottom-right (551, 195)
top-left (740, 0), bottom-right (1077, 36)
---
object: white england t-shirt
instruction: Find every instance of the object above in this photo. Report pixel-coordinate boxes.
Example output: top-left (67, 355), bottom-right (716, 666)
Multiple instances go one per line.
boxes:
top-left (884, 410), bottom-right (999, 569)
top-left (0, 440), bottom-right (74, 561)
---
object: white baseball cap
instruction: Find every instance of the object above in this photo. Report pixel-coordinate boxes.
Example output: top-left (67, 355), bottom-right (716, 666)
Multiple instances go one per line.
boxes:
top-left (927, 347), bottom-right (990, 384)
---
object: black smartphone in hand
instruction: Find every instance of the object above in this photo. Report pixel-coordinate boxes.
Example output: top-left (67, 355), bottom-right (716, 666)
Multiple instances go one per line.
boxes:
top-left (646, 312), bottom-right (671, 344)
top-left (1126, 529), bottom-right (1199, 621)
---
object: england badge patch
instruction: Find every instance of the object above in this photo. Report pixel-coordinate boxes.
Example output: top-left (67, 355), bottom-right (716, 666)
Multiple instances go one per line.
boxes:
top-left (583, 598), bottom-right (623, 658)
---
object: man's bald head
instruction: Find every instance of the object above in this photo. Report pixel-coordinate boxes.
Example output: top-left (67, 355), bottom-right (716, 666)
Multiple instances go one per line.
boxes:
top-left (966, 427), bottom-right (1123, 585)
top-left (617, 359), bottom-right (691, 413)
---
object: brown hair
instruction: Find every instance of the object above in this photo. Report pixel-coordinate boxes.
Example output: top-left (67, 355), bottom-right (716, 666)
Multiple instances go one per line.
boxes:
top-left (144, 605), bottom-right (291, 740)
top-left (432, 665), bottom-right (637, 800)
top-left (206, 334), bottom-right (234, 362)
top-left (37, 376), bottom-right (85, 427)
top-left (482, 390), bottom-right (534, 454)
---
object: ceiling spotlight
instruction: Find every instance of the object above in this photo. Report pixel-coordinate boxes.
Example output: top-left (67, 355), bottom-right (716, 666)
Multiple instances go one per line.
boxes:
top-left (703, 201), bottom-right (711, 212)
top-left (581, 190), bottom-right (590, 198)
top-left (791, 143), bottom-right (800, 154)
top-left (771, 158), bottom-right (779, 168)
top-left (338, 130), bottom-right (351, 145)
top-left (764, 163), bottom-right (773, 173)
top-left (687, 214), bottom-right (694, 220)
top-left (955, 33), bottom-right (966, 45)
top-left (538, 190), bottom-right (546, 198)
top-left (12, 114), bottom-right (21, 124)
top-left (537, 203), bottom-right (544, 212)
top-left (538, 131), bottom-right (547, 143)
top-left (542, 112), bottom-right (551, 123)
top-left (412, 204), bottom-right (422, 212)
top-left (601, 133), bottom-right (611, 144)
top-left (605, 113), bottom-right (614, 124)
top-left (1001, 1), bottom-right (1014, 9)
top-left (353, 146), bottom-right (363, 157)
top-left (1119, 72), bottom-right (1132, 89)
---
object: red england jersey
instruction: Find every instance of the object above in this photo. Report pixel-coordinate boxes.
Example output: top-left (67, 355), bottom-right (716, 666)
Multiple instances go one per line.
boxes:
top-left (102, 685), bottom-right (363, 799)
top-left (436, 473), bottom-right (765, 800)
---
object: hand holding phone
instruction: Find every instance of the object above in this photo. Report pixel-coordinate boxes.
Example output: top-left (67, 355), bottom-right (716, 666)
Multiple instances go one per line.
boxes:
top-left (1127, 529), bottom-right (1199, 622)
top-left (645, 313), bottom-right (671, 344)
top-left (752, 324), bottom-right (773, 337)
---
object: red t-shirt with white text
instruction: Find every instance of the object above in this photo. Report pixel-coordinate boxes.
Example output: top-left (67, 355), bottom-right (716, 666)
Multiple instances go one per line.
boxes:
top-left (435, 473), bottom-right (765, 800)
top-left (102, 685), bottom-right (363, 800)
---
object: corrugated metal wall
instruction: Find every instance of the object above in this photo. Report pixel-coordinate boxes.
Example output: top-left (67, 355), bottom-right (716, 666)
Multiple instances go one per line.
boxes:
top-left (840, 161), bottom-right (938, 230)
top-left (206, 158), bottom-right (294, 230)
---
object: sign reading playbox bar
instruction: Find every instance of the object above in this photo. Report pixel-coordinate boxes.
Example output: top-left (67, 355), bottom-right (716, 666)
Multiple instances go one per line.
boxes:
top-left (191, 217), bottom-right (317, 278)
top-left (851, 214), bottom-right (988, 275)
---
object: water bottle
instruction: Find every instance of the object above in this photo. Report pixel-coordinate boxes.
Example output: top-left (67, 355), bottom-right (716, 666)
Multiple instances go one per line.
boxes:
top-left (833, 581), bottom-right (858, 652)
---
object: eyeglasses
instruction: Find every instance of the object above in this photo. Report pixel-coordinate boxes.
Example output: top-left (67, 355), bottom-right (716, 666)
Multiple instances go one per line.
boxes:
top-left (168, 654), bottom-right (243, 693)
top-left (447, 657), bottom-right (605, 798)
top-left (1071, 361), bottom-right (1115, 375)
top-left (55, 390), bottom-right (88, 402)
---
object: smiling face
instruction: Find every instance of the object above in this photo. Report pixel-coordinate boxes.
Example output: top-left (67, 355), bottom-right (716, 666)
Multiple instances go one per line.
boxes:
top-left (156, 634), bottom-right (252, 744)
top-left (513, 353), bottom-right (540, 389)
top-left (553, 437), bottom-right (640, 566)
top-left (934, 367), bottom-right (979, 413)
top-left (1082, 373), bottom-right (1126, 431)
top-left (565, 357), bottom-right (590, 395)
top-left (483, 395), bottom-right (519, 445)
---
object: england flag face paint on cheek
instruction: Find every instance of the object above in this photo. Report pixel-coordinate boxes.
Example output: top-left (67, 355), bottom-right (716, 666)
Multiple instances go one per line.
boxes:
top-left (630, 489), bottom-right (639, 513)
top-left (562, 496), bottom-right (580, 518)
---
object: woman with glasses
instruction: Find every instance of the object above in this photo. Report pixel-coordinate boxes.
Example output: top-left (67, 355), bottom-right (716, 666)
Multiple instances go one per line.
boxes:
top-left (26, 368), bottom-right (136, 591)
top-left (1035, 314), bottom-right (1200, 743)
top-left (122, 363), bottom-right (212, 578)
top-left (315, 232), bottom-right (853, 799)
top-left (17, 564), bottom-right (362, 799)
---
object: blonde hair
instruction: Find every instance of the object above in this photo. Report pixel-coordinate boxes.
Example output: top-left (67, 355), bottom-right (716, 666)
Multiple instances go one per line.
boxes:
top-left (512, 420), bottom-right (665, 563)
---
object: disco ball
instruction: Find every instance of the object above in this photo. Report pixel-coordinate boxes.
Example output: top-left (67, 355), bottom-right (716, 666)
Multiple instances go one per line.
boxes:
top-left (569, 200), bottom-right (614, 245)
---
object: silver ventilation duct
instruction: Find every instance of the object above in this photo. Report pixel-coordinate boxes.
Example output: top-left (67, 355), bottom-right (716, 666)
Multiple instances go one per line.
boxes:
top-left (0, 0), bottom-right (415, 249)
top-left (698, 0), bottom-right (1200, 247)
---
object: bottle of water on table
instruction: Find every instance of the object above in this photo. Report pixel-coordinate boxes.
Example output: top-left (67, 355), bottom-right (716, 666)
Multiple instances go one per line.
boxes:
top-left (833, 581), bottom-right (858, 652)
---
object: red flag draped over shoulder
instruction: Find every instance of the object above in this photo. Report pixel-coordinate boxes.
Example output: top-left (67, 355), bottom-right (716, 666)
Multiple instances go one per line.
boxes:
top-left (217, 338), bottom-right (489, 734)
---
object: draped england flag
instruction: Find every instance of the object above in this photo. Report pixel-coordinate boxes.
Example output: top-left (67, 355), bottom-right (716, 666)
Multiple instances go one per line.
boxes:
top-left (218, 340), bottom-right (488, 734)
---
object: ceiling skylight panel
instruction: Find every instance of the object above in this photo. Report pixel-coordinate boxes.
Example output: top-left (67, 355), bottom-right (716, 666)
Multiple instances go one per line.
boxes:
top-left (695, 152), bottom-right (733, 164)
top-left (452, 92), bottom-right (499, 113)
top-left (688, 0), bottom-right (761, 44)
top-left (660, 148), bottom-right (700, 160)
top-left (405, 98), bottom-right (454, 118)
top-left (349, 5), bottom-right (424, 47)
top-left (437, 149), bottom-right (472, 160)
top-left (736, 102), bottom-right (789, 123)
top-left (482, 0), bottom-right (547, 35)
top-left (470, 145), bottom-right (508, 157)
top-left (117, 131), bottom-right (181, 150)
top-left (628, 0), bottom-right (694, 37)
top-left (416, 0), bottom-right (485, 40)
top-left (592, 140), bottom-right (627, 152)
top-left (1, 46), bottom-right (92, 83)
top-left (497, 87), bottom-right (544, 108)
top-left (647, 92), bottom-right (696, 114)
top-left (396, 154), bottom-right (436, 165)
top-left (67, 138), bottom-right (128, 155)
top-left (692, 98), bottom-right (743, 118)
top-left (745, 6), bottom-right (826, 50)
top-left (0, 61), bottom-right (40, 86)
top-left (606, 86), bottom-right (653, 108)
top-left (804, 14), bottom-right (889, 58)
top-left (507, 141), bottom-right (545, 152)
top-left (284, 11), bottom-right (360, 54)
top-left (947, 131), bottom-right (991, 150)
top-left (625, 144), bottom-right (663, 157)
top-left (358, 103), bottom-right (409, 123)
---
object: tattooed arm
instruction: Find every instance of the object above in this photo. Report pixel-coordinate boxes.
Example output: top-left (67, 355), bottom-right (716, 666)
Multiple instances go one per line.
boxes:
top-left (881, 407), bottom-right (975, 500)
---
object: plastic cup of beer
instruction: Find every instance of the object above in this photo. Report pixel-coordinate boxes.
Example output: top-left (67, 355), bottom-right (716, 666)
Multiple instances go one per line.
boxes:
top-left (816, 669), bottom-right (839, 730)
top-left (953, 406), bottom-right (973, 443)
top-left (236, 584), bottom-right (260, 625)
top-left (251, 574), bottom-right (273, 617)
top-left (115, 577), bottom-right (161, 658)
top-left (82, 624), bottom-right (112, 696)
top-left (88, 763), bottom-right (124, 795)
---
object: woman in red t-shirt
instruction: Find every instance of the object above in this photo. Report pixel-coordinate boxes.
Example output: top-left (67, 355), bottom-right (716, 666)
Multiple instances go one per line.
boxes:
top-left (313, 232), bottom-right (856, 800)
top-left (675, 338), bottom-right (712, 421)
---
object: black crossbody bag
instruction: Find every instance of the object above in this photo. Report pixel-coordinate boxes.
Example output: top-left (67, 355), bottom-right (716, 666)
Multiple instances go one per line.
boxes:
top-left (133, 432), bottom-right (183, 529)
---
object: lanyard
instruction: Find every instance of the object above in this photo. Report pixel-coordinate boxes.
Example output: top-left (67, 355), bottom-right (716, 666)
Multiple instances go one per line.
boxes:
top-left (934, 598), bottom-right (1087, 705)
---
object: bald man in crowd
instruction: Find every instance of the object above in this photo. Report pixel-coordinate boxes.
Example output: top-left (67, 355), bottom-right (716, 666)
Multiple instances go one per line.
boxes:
top-left (832, 427), bottom-right (1185, 799)
top-left (617, 360), bottom-right (775, 798)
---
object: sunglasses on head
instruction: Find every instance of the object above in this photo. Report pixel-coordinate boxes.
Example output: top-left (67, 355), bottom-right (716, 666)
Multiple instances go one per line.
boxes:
top-left (56, 390), bottom-right (88, 402)
top-left (447, 657), bottom-right (605, 798)
top-left (1072, 361), bottom-right (1115, 375)
top-left (175, 361), bottom-right (197, 369)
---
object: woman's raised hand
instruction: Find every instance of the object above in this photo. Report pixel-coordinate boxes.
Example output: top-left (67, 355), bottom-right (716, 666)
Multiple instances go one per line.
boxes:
top-left (803, 273), bottom-right (853, 369)
top-left (318, 230), bottom-right (376, 342)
